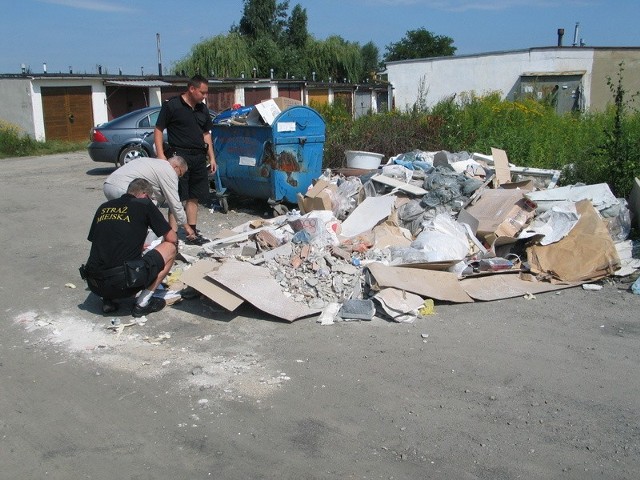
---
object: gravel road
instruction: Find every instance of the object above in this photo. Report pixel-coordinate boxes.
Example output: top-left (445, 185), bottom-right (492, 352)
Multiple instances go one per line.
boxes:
top-left (1, 151), bottom-right (639, 479)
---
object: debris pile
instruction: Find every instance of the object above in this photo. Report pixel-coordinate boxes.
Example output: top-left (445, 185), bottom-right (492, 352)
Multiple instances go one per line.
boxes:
top-left (171, 147), bottom-right (640, 324)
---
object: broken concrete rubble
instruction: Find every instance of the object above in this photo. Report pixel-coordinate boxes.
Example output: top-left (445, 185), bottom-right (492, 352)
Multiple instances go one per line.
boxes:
top-left (167, 147), bottom-right (639, 323)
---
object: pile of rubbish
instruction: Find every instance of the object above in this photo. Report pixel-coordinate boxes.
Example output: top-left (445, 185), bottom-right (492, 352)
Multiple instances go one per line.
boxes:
top-left (172, 147), bottom-right (640, 324)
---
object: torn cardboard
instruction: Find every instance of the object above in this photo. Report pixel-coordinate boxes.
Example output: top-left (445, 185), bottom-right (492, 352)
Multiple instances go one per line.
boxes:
top-left (491, 147), bottom-right (512, 187)
top-left (207, 260), bottom-right (320, 322)
top-left (373, 288), bottom-right (425, 321)
top-left (526, 199), bottom-right (621, 282)
top-left (180, 259), bottom-right (244, 311)
top-left (297, 180), bottom-right (336, 214)
top-left (271, 96), bottom-right (302, 111)
top-left (461, 188), bottom-right (536, 242)
top-left (460, 272), bottom-right (577, 301)
top-left (365, 263), bottom-right (473, 304)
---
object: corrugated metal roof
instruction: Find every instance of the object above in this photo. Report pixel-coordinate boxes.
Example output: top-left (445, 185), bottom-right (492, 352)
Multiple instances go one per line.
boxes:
top-left (105, 80), bottom-right (172, 87)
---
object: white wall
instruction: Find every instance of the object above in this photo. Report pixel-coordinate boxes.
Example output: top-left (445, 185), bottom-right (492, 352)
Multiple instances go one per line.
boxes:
top-left (0, 78), bottom-right (35, 137)
top-left (386, 48), bottom-right (595, 111)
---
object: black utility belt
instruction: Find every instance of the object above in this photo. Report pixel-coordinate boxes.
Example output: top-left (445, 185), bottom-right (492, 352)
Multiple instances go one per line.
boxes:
top-left (80, 264), bottom-right (124, 280)
top-left (80, 259), bottom-right (146, 288)
top-left (173, 146), bottom-right (207, 154)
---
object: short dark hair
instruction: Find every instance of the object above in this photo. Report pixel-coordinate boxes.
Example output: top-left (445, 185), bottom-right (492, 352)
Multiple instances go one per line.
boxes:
top-left (127, 178), bottom-right (154, 197)
top-left (188, 74), bottom-right (208, 89)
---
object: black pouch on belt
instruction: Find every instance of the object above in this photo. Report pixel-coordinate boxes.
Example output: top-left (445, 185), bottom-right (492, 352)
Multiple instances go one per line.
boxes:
top-left (123, 258), bottom-right (147, 288)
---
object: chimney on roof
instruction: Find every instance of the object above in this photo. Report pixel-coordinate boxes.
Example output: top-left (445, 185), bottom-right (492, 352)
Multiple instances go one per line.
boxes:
top-left (572, 22), bottom-right (580, 47)
top-left (557, 28), bottom-right (564, 47)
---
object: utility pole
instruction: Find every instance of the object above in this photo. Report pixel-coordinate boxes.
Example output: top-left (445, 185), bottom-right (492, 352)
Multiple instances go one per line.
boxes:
top-left (157, 33), bottom-right (163, 76)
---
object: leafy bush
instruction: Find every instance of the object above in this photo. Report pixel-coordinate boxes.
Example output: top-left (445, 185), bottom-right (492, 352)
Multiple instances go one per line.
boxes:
top-left (0, 120), bottom-right (85, 158)
top-left (320, 83), bottom-right (640, 192)
top-left (0, 120), bottom-right (38, 157)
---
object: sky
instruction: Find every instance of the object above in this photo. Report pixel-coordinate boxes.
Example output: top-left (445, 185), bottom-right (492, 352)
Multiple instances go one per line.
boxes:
top-left (1, 0), bottom-right (639, 76)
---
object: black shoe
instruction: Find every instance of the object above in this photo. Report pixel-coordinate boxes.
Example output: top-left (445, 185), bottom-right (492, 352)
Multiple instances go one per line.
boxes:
top-left (102, 298), bottom-right (119, 314)
top-left (180, 286), bottom-right (199, 300)
top-left (131, 297), bottom-right (166, 317)
top-left (185, 234), bottom-right (209, 246)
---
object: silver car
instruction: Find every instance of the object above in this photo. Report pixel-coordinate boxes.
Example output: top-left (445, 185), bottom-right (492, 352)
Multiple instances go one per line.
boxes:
top-left (87, 106), bottom-right (216, 167)
top-left (87, 106), bottom-right (162, 167)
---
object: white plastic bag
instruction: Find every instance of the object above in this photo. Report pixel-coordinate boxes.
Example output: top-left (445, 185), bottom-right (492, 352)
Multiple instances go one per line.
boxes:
top-left (410, 214), bottom-right (470, 262)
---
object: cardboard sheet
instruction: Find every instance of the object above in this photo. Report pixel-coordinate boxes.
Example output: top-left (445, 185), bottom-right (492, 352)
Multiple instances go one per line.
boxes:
top-left (180, 259), bottom-right (244, 311)
top-left (374, 288), bottom-right (425, 320)
top-left (366, 263), bottom-right (473, 303)
top-left (525, 183), bottom-right (618, 213)
top-left (460, 272), bottom-right (577, 301)
top-left (340, 195), bottom-right (396, 238)
top-left (372, 222), bottom-right (412, 249)
top-left (526, 200), bottom-right (620, 282)
top-left (491, 147), bottom-right (512, 186)
top-left (297, 180), bottom-right (336, 213)
top-left (371, 174), bottom-right (428, 195)
top-left (462, 188), bottom-right (535, 240)
top-left (207, 260), bottom-right (320, 322)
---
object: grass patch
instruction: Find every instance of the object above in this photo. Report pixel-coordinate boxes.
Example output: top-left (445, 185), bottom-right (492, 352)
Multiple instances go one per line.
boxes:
top-left (0, 120), bottom-right (85, 159)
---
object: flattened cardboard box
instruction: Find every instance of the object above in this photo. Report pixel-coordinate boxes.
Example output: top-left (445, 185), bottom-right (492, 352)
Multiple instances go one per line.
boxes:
top-left (271, 96), bottom-right (302, 111)
top-left (297, 179), bottom-right (336, 213)
top-left (462, 188), bottom-right (535, 241)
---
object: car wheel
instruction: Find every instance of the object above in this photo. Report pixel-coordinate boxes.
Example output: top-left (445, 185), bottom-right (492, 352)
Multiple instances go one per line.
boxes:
top-left (117, 145), bottom-right (148, 167)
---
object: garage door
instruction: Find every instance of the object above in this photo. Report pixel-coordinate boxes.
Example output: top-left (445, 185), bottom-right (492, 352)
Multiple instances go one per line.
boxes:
top-left (42, 86), bottom-right (94, 142)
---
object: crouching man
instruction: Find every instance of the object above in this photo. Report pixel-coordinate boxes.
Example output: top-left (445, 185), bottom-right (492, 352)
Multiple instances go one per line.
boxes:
top-left (81, 178), bottom-right (177, 316)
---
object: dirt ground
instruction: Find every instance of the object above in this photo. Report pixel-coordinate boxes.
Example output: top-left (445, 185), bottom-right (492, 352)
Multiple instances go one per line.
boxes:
top-left (1, 151), bottom-right (639, 480)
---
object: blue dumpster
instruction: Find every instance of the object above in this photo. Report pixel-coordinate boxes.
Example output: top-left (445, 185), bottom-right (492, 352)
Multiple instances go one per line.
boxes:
top-left (211, 105), bottom-right (325, 212)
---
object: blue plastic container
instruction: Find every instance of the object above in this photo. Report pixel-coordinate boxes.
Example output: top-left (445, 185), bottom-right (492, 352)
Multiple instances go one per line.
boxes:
top-left (211, 106), bottom-right (326, 209)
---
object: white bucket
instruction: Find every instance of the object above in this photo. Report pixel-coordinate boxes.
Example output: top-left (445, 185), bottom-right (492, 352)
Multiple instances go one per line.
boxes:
top-left (345, 150), bottom-right (384, 169)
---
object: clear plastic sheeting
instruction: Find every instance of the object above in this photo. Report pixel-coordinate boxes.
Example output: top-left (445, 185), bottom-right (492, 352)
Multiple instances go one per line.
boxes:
top-left (390, 214), bottom-right (470, 264)
top-left (518, 201), bottom-right (581, 246)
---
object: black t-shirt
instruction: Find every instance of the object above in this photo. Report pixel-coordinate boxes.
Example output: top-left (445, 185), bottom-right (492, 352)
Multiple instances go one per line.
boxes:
top-left (155, 95), bottom-right (213, 150)
top-left (86, 194), bottom-right (170, 272)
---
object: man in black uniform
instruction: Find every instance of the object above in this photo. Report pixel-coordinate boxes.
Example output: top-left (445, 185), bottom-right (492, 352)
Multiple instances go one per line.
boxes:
top-left (154, 74), bottom-right (217, 245)
top-left (82, 178), bottom-right (178, 316)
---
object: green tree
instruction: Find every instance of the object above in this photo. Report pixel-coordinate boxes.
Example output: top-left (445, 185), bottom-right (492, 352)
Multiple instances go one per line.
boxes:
top-left (360, 41), bottom-right (380, 80)
top-left (175, 2), bottom-right (377, 82)
top-left (238, 0), bottom-right (290, 42)
top-left (172, 33), bottom-right (254, 78)
top-left (286, 4), bottom-right (309, 49)
top-left (308, 36), bottom-right (364, 83)
top-left (248, 35), bottom-right (283, 78)
top-left (384, 28), bottom-right (456, 62)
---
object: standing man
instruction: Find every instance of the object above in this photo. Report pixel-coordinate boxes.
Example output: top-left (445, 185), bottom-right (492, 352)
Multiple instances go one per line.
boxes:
top-left (82, 178), bottom-right (177, 316)
top-left (154, 74), bottom-right (216, 245)
top-left (102, 155), bottom-right (197, 241)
